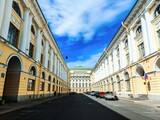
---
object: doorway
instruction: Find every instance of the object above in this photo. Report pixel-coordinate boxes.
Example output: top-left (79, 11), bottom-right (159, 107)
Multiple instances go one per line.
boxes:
top-left (2, 56), bottom-right (21, 102)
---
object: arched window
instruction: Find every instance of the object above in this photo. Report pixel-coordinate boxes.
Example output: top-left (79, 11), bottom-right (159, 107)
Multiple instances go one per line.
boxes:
top-left (124, 39), bottom-right (128, 48)
top-left (136, 66), bottom-right (145, 77)
top-left (31, 25), bottom-right (35, 35)
top-left (124, 72), bottom-right (131, 91)
top-left (12, 1), bottom-right (21, 17)
top-left (155, 5), bottom-right (160, 18)
top-left (116, 75), bottom-right (120, 82)
top-left (136, 25), bottom-right (142, 35)
top-left (42, 40), bottom-right (44, 46)
top-left (42, 72), bottom-right (45, 80)
top-left (155, 58), bottom-right (160, 71)
top-left (124, 72), bottom-right (130, 80)
top-left (29, 66), bottom-right (36, 76)
top-left (48, 76), bottom-right (51, 81)
top-left (111, 78), bottom-right (114, 92)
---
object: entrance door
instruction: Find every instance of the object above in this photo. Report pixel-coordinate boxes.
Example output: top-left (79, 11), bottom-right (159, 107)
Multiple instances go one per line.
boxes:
top-left (2, 56), bottom-right (21, 102)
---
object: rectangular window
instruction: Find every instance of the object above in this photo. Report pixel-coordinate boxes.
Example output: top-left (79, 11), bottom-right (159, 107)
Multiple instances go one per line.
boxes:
top-left (7, 23), bottom-right (19, 47)
top-left (27, 79), bottom-right (35, 91)
top-left (157, 29), bottom-right (160, 45)
top-left (52, 85), bottom-right (55, 91)
top-left (72, 83), bottom-right (74, 88)
top-left (40, 53), bottom-right (43, 64)
top-left (40, 82), bottom-right (44, 91)
top-left (29, 43), bottom-right (34, 58)
top-left (118, 59), bottom-right (120, 69)
top-left (138, 43), bottom-right (145, 58)
top-left (48, 84), bottom-right (51, 91)
top-left (117, 47), bottom-right (119, 56)
top-left (48, 60), bottom-right (50, 70)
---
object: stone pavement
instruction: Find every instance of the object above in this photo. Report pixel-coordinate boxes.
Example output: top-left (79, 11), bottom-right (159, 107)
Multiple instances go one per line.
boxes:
top-left (0, 94), bottom-right (68, 115)
top-left (119, 97), bottom-right (160, 110)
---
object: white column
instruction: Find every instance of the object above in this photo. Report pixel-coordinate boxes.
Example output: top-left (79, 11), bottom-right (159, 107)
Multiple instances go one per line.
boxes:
top-left (130, 30), bottom-right (137, 62)
top-left (44, 41), bottom-right (49, 68)
top-left (141, 15), bottom-right (150, 56)
top-left (127, 33), bottom-right (133, 63)
top-left (0, 0), bottom-right (6, 31)
top-left (57, 58), bottom-right (59, 77)
top-left (57, 58), bottom-right (58, 76)
top-left (113, 49), bottom-right (117, 72)
top-left (20, 8), bottom-right (29, 52)
top-left (50, 49), bottom-right (53, 72)
top-left (144, 10), bottom-right (156, 53)
top-left (0, 0), bottom-right (13, 40)
top-left (119, 41), bottom-right (125, 68)
top-left (54, 55), bottom-right (57, 74)
top-left (35, 28), bottom-right (42, 62)
top-left (59, 63), bottom-right (61, 78)
top-left (52, 52), bottom-right (55, 72)
top-left (109, 55), bottom-right (112, 74)
top-left (26, 13), bottom-right (33, 54)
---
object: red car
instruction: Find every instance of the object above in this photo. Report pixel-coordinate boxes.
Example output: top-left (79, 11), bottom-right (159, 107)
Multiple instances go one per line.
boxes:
top-left (97, 92), bottom-right (106, 98)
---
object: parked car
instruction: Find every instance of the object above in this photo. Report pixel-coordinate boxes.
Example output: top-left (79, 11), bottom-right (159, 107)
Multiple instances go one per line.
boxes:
top-left (105, 91), bottom-right (118, 100)
top-left (97, 92), bottom-right (106, 98)
top-left (95, 92), bottom-right (101, 98)
top-left (91, 91), bottom-right (100, 96)
top-left (86, 91), bottom-right (91, 95)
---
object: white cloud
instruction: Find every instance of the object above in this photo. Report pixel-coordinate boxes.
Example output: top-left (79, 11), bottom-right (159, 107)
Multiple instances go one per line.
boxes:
top-left (67, 52), bottom-right (102, 68)
top-left (38, 0), bottom-right (134, 43)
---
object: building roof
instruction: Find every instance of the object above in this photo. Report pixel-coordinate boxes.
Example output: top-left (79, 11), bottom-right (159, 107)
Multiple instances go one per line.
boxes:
top-left (70, 66), bottom-right (92, 70)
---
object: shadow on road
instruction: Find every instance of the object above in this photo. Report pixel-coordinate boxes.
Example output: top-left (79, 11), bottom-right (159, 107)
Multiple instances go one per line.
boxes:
top-left (0, 94), bottom-right (129, 120)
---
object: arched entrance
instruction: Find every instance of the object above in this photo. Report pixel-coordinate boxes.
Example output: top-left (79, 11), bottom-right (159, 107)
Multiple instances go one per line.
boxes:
top-left (155, 58), bottom-right (160, 71)
top-left (135, 65), bottom-right (148, 97)
top-left (136, 66), bottom-right (145, 77)
top-left (3, 56), bottom-right (21, 102)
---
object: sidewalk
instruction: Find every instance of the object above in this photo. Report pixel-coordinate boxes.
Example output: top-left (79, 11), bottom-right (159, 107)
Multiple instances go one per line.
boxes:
top-left (0, 94), bottom-right (68, 115)
top-left (119, 97), bottom-right (160, 110)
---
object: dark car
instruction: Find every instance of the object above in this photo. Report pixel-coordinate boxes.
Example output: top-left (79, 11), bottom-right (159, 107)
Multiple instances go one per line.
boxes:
top-left (95, 92), bottom-right (100, 97)
top-left (90, 91), bottom-right (100, 96)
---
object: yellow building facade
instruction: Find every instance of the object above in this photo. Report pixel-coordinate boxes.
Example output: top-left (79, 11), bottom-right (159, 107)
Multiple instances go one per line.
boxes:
top-left (0, 0), bottom-right (69, 103)
top-left (91, 0), bottom-right (160, 100)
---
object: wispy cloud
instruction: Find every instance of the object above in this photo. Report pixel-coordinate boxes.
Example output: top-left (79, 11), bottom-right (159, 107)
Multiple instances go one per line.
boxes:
top-left (67, 52), bottom-right (102, 68)
top-left (38, 0), bottom-right (135, 44)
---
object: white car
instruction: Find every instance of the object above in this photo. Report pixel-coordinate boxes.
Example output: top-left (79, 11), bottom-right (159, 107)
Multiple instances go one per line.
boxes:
top-left (105, 92), bottom-right (118, 100)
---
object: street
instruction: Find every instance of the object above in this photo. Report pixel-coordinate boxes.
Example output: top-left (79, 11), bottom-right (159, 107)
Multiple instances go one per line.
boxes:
top-left (0, 94), bottom-right (160, 120)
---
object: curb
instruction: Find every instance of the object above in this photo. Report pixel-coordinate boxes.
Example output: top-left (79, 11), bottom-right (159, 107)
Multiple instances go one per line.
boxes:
top-left (0, 94), bottom-right (68, 115)
top-left (119, 98), bottom-right (134, 103)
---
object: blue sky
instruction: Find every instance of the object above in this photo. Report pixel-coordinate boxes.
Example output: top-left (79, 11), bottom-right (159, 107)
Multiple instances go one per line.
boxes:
top-left (38, 0), bottom-right (137, 68)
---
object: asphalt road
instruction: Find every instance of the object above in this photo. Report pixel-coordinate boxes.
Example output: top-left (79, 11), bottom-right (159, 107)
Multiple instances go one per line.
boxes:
top-left (0, 94), bottom-right (128, 120)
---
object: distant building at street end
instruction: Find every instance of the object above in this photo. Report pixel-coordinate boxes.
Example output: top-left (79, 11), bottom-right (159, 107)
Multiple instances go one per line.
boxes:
top-left (70, 66), bottom-right (92, 93)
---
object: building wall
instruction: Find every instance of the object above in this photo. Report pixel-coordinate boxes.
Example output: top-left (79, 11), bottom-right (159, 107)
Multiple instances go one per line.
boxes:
top-left (91, 0), bottom-right (160, 100)
top-left (70, 67), bottom-right (92, 93)
top-left (0, 0), bottom-right (69, 103)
